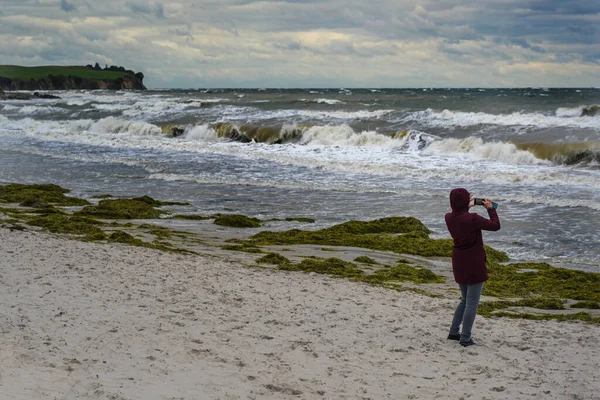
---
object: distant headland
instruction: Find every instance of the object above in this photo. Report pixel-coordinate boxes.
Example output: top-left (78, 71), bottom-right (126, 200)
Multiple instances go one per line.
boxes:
top-left (0, 64), bottom-right (146, 92)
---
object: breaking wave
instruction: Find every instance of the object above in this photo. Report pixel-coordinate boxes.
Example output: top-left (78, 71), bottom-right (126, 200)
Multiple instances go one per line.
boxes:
top-left (515, 142), bottom-right (600, 166)
top-left (1, 113), bottom-right (598, 169)
top-left (426, 137), bottom-right (546, 164)
top-left (404, 108), bottom-right (600, 129)
top-left (556, 104), bottom-right (600, 118)
top-left (181, 122), bottom-right (436, 149)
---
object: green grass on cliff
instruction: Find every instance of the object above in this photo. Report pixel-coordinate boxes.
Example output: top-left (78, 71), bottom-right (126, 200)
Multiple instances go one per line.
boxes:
top-left (0, 65), bottom-right (128, 80)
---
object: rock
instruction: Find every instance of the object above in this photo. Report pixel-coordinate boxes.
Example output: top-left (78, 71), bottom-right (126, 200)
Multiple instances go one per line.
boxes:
top-left (161, 126), bottom-right (186, 138)
top-left (33, 92), bottom-right (61, 99)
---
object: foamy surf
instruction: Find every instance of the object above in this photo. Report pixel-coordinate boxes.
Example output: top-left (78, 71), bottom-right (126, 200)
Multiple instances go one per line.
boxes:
top-left (404, 108), bottom-right (600, 130)
top-left (1, 87), bottom-right (599, 270)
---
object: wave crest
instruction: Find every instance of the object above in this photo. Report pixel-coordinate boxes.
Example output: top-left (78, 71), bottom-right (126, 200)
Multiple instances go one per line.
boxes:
top-left (556, 104), bottom-right (600, 118)
top-left (405, 108), bottom-right (600, 129)
top-left (426, 137), bottom-right (546, 164)
top-left (516, 142), bottom-right (600, 166)
top-left (89, 117), bottom-right (162, 136)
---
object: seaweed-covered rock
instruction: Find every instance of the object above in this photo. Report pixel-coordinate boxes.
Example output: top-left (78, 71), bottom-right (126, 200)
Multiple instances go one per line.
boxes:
top-left (75, 198), bottom-right (165, 219)
top-left (256, 252), bottom-right (291, 266)
top-left (0, 183), bottom-right (90, 207)
top-left (27, 214), bottom-right (105, 239)
top-left (324, 216), bottom-right (431, 235)
top-left (214, 214), bottom-right (261, 228)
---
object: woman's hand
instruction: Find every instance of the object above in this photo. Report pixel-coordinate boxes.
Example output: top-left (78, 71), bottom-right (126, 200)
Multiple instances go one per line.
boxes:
top-left (483, 199), bottom-right (494, 209)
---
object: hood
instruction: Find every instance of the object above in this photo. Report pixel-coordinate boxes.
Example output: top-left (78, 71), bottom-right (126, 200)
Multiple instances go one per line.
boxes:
top-left (449, 188), bottom-right (470, 213)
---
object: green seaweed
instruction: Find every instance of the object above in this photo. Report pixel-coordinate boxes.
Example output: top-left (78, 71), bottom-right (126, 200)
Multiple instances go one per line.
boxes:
top-left (26, 214), bottom-right (106, 240)
top-left (477, 262), bottom-right (600, 323)
top-left (353, 256), bottom-right (379, 265)
top-left (29, 205), bottom-right (66, 215)
top-left (279, 257), bottom-right (365, 279)
top-left (153, 240), bottom-right (174, 247)
top-left (483, 310), bottom-right (600, 324)
top-left (485, 262), bottom-right (600, 301)
top-left (276, 257), bottom-right (444, 285)
top-left (256, 252), bottom-right (291, 266)
top-left (214, 214), bottom-right (261, 228)
top-left (1, 206), bottom-right (64, 217)
top-left (570, 301), bottom-right (600, 309)
top-left (245, 217), bottom-right (481, 258)
top-left (324, 217), bottom-right (431, 235)
top-left (285, 217), bottom-right (316, 223)
top-left (362, 263), bottom-right (446, 284)
top-left (0, 183), bottom-right (90, 207)
top-left (107, 230), bottom-right (194, 254)
top-left (132, 195), bottom-right (190, 207)
top-left (75, 198), bottom-right (165, 219)
top-left (478, 297), bottom-right (566, 316)
top-left (171, 214), bottom-right (213, 220)
top-left (108, 230), bottom-right (143, 244)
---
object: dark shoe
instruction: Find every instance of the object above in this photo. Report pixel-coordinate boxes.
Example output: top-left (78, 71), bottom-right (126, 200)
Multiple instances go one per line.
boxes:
top-left (460, 339), bottom-right (475, 347)
top-left (447, 334), bottom-right (461, 341)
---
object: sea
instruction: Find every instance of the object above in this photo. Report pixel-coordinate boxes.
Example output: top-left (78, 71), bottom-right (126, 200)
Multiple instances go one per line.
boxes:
top-left (0, 88), bottom-right (599, 272)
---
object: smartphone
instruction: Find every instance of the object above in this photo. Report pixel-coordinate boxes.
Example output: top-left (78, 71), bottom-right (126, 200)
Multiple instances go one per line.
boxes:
top-left (474, 198), bottom-right (498, 209)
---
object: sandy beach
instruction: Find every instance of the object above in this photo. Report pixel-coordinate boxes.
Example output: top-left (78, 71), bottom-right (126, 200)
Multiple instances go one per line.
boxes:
top-left (1, 225), bottom-right (599, 400)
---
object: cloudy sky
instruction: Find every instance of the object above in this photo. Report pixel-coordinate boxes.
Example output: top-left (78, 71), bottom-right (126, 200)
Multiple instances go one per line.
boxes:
top-left (0, 0), bottom-right (599, 88)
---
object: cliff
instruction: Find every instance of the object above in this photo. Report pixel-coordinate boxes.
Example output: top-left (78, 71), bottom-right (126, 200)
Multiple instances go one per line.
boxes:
top-left (0, 65), bottom-right (147, 91)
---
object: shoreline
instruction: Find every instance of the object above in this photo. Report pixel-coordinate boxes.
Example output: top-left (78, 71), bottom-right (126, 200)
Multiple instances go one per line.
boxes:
top-left (1, 225), bottom-right (600, 399)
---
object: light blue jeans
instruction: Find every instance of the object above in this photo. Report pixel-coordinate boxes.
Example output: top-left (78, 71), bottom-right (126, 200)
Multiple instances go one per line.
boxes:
top-left (449, 282), bottom-right (484, 342)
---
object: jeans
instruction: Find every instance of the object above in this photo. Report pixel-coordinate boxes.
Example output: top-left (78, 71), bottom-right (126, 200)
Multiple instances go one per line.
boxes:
top-left (449, 282), bottom-right (483, 342)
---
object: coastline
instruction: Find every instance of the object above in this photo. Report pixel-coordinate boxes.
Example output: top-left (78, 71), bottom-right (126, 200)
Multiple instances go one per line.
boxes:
top-left (1, 222), bottom-right (599, 399)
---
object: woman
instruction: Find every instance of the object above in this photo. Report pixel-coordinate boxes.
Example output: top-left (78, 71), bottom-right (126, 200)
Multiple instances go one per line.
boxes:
top-left (445, 188), bottom-right (500, 347)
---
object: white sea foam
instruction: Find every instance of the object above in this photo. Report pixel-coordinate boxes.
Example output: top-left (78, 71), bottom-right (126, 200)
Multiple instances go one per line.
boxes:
top-left (191, 98), bottom-right (223, 103)
top-left (296, 109), bottom-right (392, 120)
top-left (508, 194), bottom-right (600, 211)
top-left (121, 100), bottom-right (190, 119)
top-left (555, 107), bottom-right (583, 118)
top-left (210, 107), bottom-right (393, 124)
top-left (299, 125), bottom-right (402, 147)
top-left (88, 117), bottom-right (162, 136)
top-left (92, 103), bottom-right (124, 112)
top-left (183, 124), bottom-right (220, 142)
top-left (1, 115), bottom-right (598, 197)
top-left (426, 137), bottom-right (547, 165)
top-left (405, 108), bottom-right (600, 129)
top-left (17, 105), bottom-right (66, 115)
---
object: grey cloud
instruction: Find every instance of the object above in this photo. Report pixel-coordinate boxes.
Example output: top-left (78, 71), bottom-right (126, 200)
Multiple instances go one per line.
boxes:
top-left (60, 0), bottom-right (76, 12)
top-left (491, 37), bottom-right (546, 53)
top-left (274, 41), bottom-right (303, 51)
top-left (0, 0), bottom-right (598, 87)
top-left (128, 1), bottom-right (165, 18)
top-left (154, 3), bottom-right (165, 18)
top-left (583, 52), bottom-right (600, 64)
top-left (169, 28), bottom-right (191, 37)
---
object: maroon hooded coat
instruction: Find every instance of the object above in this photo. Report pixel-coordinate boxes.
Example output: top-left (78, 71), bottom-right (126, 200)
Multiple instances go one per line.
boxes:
top-left (445, 188), bottom-right (501, 285)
